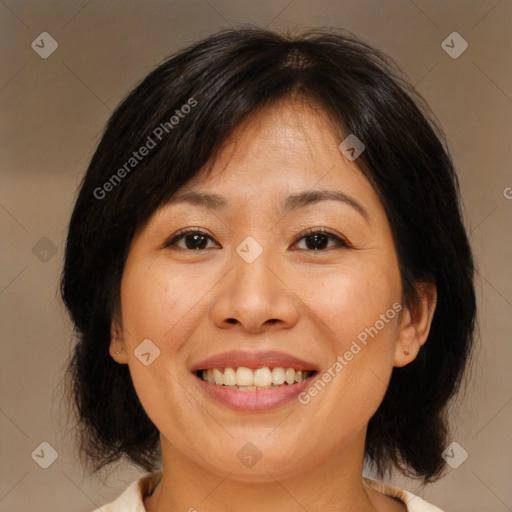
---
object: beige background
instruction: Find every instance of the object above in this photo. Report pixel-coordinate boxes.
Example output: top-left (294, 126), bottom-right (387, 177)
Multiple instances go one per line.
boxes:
top-left (1, 1), bottom-right (511, 511)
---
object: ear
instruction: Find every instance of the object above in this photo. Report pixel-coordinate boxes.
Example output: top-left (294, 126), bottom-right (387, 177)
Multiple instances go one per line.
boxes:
top-left (109, 315), bottom-right (129, 365)
top-left (394, 281), bottom-right (437, 367)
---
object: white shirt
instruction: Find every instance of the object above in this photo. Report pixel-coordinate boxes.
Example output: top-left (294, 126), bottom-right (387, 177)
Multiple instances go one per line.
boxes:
top-left (92, 471), bottom-right (445, 511)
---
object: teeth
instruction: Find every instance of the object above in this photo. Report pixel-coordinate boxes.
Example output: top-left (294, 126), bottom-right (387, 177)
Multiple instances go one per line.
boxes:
top-left (213, 368), bottom-right (224, 385)
top-left (285, 368), bottom-right (295, 385)
top-left (238, 385), bottom-right (256, 391)
top-left (253, 367), bottom-right (272, 387)
top-left (271, 367), bottom-right (285, 385)
top-left (236, 367), bottom-right (254, 386)
top-left (199, 366), bottom-right (313, 387)
top-left (223, 367), bottom-right (237, 385)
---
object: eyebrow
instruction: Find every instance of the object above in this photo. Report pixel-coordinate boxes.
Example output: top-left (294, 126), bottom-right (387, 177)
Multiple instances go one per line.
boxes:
top-left (167, 189), bottom-right (370, 224)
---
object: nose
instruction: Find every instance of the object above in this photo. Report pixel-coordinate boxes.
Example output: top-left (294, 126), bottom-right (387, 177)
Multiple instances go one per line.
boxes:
top-left (209, 248), bottom-right (300, 334)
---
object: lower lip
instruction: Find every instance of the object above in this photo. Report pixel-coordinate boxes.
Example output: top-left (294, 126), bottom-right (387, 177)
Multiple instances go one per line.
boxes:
top-left (193, 373), bottom-right (314, 412)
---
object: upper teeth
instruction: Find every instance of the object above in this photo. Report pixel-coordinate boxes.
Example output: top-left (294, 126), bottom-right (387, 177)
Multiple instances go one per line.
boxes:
top-left (201, 367), bottom-right (312, 387)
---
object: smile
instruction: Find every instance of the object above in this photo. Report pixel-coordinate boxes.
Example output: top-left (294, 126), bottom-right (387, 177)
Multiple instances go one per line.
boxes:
top-left (190, 350), bottom-right (319, 411)
top-left (197, 366), bottom-right (315, 390)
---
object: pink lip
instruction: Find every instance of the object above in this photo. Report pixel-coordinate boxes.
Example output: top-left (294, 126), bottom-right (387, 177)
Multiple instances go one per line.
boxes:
top-left (193, 373), bottom-right (314, 412)
top-left (190, 350), bottom-right (318, 372)
top-left (190, 350), bottom-right (318, 412)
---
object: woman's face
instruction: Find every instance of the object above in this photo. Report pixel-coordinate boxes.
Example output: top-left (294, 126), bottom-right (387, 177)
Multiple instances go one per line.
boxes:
top-left (112, 100), bottom-right (411, 481)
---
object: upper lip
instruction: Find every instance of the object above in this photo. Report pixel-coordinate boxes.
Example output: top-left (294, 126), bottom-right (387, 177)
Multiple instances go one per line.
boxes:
top-left (191, 350), bottom-right (319, 372)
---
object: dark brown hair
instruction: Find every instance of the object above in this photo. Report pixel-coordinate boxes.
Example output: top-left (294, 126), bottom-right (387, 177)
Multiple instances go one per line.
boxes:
top-left (61, 25), bottom-right (476, 481)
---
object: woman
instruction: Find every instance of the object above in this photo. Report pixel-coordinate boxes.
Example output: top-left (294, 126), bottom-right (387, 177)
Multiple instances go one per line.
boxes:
top-left (61, 26), bottom-right (476, 512)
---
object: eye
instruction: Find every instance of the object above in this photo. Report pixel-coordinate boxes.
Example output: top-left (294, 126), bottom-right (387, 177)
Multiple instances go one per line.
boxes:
top-left (164, 228), bottom-right (219, 250)
top-left (291, 228), bottom-right (350, 251)
top-left (164, 227), bottom-right (351, 251)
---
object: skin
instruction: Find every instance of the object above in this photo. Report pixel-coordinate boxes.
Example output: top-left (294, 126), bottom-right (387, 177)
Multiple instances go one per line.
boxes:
top-left (110, 98), bottom-right (437, 512)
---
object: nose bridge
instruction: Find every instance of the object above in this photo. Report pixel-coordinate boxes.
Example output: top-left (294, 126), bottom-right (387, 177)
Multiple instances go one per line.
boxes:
top-left (231, 230), bottom-right (274, 282)
top-left (210, 235), bottom-right (299, 332)
top-left (231, 238), bottom-right (280, 314)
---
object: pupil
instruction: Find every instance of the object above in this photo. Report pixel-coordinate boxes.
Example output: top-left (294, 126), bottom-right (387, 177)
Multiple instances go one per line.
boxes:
top-left (186, 234), bottom-right (207, 250)
top-left (307, 234), bottom-right (327, 250)
top-left (183, 234), bottom-right (328, 250)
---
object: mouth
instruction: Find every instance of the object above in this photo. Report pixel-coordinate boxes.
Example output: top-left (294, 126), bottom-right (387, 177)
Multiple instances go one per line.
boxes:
top-left (190, 351), bottom-right (319, 412)
top-left (195, 366), bottom-right (317, 390)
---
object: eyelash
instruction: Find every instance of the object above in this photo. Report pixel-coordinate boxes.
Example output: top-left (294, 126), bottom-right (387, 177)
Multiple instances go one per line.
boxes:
top-left (164, 227), bottom-right (351, 251)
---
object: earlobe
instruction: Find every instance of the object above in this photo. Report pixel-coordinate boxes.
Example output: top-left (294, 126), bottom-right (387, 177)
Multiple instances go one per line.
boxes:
top-left (394, 282), bottom-right (437, 368)
top-left (393, 331), bottom-right (418, 367)
top-left (109, 322), bottom-right (128, 364)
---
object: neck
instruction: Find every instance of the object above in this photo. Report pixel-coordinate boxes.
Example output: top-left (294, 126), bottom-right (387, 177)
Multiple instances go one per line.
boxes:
top-left (145, 433), bottom-right (379, 512)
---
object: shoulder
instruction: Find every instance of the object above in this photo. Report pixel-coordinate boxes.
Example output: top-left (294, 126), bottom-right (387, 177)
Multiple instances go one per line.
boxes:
top-left (90, 471), bottom-right (162, 512)
top-left (363, 477), bottom-right (446, 512)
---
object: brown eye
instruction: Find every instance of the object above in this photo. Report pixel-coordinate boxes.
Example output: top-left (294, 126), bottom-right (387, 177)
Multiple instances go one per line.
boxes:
top-left (165, 229), bottom-right (219, 250)
top-left (292, 228), bottom-right (350, 251)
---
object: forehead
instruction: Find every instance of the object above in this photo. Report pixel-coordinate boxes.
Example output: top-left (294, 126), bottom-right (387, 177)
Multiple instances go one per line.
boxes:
top-left (138, 100), bottom-right (395, 252)
top-left (176, 100), bottom-right (376, 208)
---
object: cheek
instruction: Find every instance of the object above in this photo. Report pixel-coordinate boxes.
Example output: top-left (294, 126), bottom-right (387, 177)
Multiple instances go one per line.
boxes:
top-left (118, 260), bottom-right (192, 430)
top-left (120, 260), bottom-right (202, 344)
top-left (118, 261), bottom-right (209, 427)
top-left (298, 260), bottom-right (400, 347)
top-left (293, 260), bottom-right (400, 421)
